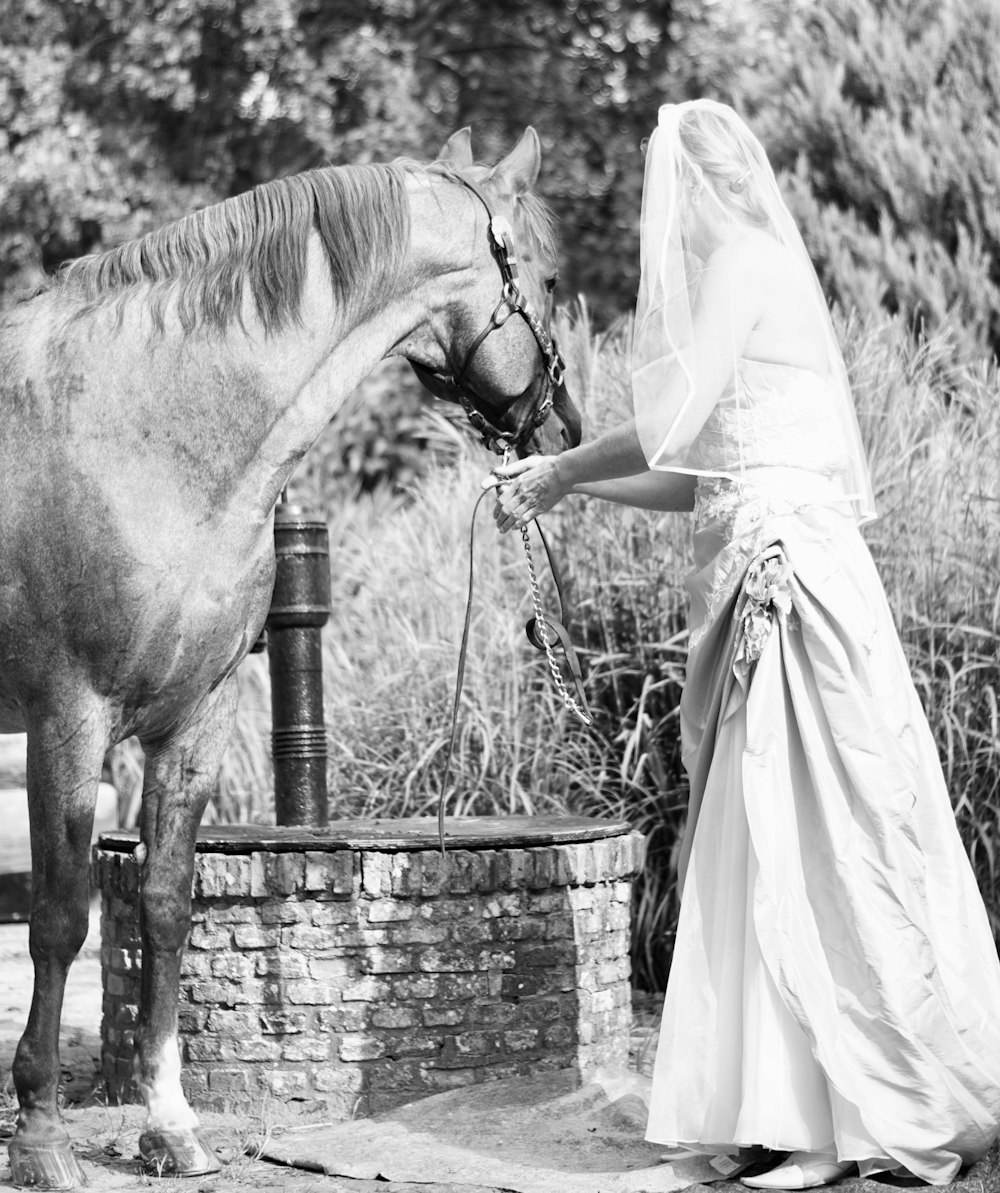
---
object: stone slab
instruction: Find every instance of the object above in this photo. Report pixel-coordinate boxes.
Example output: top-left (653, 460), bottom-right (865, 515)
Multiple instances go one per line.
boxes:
top-left (262, 1067), bottom-right (719, 1193)
top-left (264, 1070), bottom-right (1000, 1193)
top-left (97, 814), bottom-right (634, 854)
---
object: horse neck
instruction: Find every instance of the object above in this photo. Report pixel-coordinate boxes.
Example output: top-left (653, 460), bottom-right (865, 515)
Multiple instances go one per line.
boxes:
top-left (226, 237), bottom-right (421, 518)
top-left (208, 179), bottom-right (478, 519)
top-left (239, 178), bottom-right (484, 515)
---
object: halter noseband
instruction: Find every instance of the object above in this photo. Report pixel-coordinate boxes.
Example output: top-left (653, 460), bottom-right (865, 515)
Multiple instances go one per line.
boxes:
top-left (425, 176), bottom-right (566, 456)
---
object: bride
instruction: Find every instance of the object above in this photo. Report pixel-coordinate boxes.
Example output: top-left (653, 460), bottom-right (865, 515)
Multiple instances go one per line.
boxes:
top-left (485, 99), bottom-right (1000, 1188)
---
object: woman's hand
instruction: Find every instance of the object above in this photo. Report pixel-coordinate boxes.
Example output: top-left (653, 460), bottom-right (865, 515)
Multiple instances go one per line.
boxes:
top-left (481, 454), bottom-right (569, 534)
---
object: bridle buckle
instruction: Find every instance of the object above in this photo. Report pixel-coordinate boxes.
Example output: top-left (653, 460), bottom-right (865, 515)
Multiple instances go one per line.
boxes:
top-left (491, 298), bottom-right (515, 328)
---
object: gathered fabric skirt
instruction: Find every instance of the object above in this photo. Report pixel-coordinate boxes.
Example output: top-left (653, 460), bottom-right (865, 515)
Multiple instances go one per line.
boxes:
top-left (645, 488), bottom-right (1000, 1183)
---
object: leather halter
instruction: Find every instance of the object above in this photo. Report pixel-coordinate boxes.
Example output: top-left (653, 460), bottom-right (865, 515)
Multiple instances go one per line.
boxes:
top-left (424, 175), bottom-right (567, 455)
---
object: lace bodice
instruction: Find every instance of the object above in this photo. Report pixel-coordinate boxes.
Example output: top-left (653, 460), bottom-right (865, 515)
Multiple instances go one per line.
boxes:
top-left (687, 359), bottom-right (857, 642)
top-left (687, 358), bottom-right (850, 479)
top-left (690, 359), bottom-right (855, 534)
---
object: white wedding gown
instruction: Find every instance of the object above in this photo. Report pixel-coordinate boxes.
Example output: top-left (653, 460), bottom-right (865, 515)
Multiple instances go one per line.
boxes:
top-left (645, 359), bottom-right (1000, 1183)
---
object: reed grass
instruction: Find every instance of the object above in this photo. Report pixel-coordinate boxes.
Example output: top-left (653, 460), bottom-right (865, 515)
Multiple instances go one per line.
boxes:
top-left (847, 321), bottom-right (1000, 928)
top-left (111, 304), bottom-right (1000, 990)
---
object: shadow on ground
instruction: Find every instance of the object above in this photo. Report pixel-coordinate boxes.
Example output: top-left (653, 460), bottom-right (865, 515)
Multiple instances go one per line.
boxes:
top-left (0, 914), bottom-right (997, 1193)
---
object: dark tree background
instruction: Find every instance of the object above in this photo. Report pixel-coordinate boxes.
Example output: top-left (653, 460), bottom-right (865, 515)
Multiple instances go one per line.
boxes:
top-left (0, 0), bottom-right (672, 322)
top-left (3, 0), bottom-right (997, 352)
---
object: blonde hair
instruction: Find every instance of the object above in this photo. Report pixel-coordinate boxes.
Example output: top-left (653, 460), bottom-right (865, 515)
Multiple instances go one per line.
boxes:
top-left (678, 107), bottom-right (772, 228)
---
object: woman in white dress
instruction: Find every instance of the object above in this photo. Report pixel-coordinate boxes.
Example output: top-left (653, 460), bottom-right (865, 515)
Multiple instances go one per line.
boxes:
top-left (485, 100), bottom-right (1000, 1188)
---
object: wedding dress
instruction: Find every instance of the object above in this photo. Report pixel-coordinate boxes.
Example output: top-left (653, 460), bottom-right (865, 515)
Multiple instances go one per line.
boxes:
top-left (644, 358), bottom-right (1000, 1183)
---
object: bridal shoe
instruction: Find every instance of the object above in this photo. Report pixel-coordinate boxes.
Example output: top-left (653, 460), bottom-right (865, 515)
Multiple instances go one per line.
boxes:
top-left (741, 1151), bottom-right (855, 1189)
top-left (707, 1148), bottom-right (785, 1179)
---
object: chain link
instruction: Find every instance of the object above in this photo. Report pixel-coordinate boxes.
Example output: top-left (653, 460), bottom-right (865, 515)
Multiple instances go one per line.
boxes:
top-left (497, 448), bottom-right (590, 726)
top-left (519, 525), bottom-right (593, 726)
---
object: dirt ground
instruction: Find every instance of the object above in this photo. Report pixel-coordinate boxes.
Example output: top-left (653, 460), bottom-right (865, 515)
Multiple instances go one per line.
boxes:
top-left (7, 909), bottom-right (994, 1193)
top-left (0, 903), bottom-right (663, 1192)
top-left (0, 904), bottom-right (523, 1192)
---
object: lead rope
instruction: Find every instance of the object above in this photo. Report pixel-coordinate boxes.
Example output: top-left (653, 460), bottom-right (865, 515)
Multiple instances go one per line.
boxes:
top-left (437, 476), bottom-right (593, 855)
top-left (519, 523), bottom-right (592, 728)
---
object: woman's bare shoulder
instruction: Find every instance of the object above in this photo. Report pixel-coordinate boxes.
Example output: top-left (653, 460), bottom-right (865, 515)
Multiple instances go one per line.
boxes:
top-left (705, 231), bottom-right (798, 286)
top-left (736, 230), bottom-right (802, 278)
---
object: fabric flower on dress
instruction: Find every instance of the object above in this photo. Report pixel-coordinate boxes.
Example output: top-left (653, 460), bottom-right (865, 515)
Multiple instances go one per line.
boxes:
top-left (735, 545), bottom-right (795, 672)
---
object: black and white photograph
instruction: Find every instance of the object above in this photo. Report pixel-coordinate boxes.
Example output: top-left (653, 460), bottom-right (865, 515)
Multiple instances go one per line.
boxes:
top-left (1, 2), bottom-right (998, 1190)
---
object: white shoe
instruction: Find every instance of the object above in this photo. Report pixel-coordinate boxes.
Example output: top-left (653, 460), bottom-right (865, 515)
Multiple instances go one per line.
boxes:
top-left (741, 1151), bottom-right (854, 1189)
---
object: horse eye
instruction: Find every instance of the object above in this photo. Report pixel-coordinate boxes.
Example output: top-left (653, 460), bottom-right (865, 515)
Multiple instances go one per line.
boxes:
top-left (545, 276), bottom-right (558, 294)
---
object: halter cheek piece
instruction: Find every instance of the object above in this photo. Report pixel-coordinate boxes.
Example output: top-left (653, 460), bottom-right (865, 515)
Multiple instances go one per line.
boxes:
top-left (430, 178), bottom-right (588, 856)
top-left (424, 176), bottom-right (566, 455)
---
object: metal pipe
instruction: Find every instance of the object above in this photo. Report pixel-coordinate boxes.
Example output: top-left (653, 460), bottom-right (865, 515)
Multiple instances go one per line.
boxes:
top-left (266, 501), bottom-right (332, 827)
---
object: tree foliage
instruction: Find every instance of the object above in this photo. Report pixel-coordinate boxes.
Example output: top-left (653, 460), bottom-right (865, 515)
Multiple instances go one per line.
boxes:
top-left (0, 0), bottom-right (674, 319)
top-left (671, 0), bottom-right (1000, 361)
top-left (3, 0), bottom-right (997, 358)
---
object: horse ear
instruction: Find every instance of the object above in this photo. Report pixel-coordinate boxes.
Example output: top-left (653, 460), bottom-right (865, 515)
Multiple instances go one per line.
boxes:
top-left (437, 127), bottom-right (474, 167)
top-left (489, 127), bottom-right (541, 196)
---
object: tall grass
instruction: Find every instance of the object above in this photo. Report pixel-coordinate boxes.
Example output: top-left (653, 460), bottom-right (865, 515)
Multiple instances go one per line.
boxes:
top-left (111, 305), bottom-right (1000, 991)
top-left (846, 321), bottom-right (1000, 927)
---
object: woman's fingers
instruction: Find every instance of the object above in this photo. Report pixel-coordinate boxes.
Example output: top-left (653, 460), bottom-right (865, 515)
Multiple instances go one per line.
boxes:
top-left (481, 455), bottom-right (559, 534)
top-left (497, 456), bottom-right (540, 478)
top-left (491, 484), bottom-right (534, 534)
top-left (480, 454), bottom-right (553, 490)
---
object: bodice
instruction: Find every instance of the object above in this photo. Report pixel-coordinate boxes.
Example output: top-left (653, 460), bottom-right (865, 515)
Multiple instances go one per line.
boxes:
top-left (685, 361), bottom-right (859, 637)
top-left (689, 358), bottom-right (856, 536)
top-left (687, 358), bottom-right (850, 479)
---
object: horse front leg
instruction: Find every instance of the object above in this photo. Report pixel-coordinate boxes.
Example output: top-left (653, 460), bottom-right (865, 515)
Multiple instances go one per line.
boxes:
top-left (9, 699), bottom-right (110, 1191)
top-left (132, 677), bottom-right (238, 1177)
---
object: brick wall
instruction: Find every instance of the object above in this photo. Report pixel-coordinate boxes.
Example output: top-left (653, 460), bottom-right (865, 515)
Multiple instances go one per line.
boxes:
top-left (95, 829), bottom-right (645, 1117)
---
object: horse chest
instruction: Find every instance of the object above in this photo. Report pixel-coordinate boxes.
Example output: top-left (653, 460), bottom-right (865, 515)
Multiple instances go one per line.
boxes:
top-left (155, 529), bottom-right (275, 648)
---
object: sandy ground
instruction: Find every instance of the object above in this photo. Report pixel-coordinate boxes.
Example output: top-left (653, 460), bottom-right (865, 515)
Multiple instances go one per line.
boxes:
top-left (0, 904), bottom-right (662, 1192)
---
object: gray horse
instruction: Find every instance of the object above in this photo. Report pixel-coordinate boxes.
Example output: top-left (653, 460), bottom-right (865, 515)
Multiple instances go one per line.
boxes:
top-left (0, 128), bottom-right (580, 1188)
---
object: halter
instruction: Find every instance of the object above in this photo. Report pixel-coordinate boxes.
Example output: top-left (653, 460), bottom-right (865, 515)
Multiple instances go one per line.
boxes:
top-left (427, 180), bottom-right (589, 856)
top-left (425, 175), bottom-right (567, 456)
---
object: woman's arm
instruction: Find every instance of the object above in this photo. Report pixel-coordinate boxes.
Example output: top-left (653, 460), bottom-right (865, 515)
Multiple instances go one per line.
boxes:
top-left (550, 417), bottom-right (649, 487)
top-left (482, 417), bottom-right (651, 533)
top-left (572, 470), bottom-right (697, 511)
top-left (486, 240), bottom-right (764, 532)
top-left (484, 448), bottom-right (695, 532)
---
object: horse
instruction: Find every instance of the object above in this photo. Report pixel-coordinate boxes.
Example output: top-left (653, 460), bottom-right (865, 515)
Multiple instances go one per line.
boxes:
top-left (0, 126), bottom-right (581, 1189)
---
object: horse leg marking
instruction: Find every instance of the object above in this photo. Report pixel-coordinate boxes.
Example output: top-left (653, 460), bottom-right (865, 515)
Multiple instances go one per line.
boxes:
top-left (133, 678), bottom-right (238, 1172)
top-left (135, 1032), bottom-right (197, 1130)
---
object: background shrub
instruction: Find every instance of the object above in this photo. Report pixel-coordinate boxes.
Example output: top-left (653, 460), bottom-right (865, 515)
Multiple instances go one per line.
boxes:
top-left (672, 0), bottom-right (1000, 362)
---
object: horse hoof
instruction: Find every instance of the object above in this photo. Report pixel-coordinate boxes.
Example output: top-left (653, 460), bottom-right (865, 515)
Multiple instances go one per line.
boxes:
top-left (138, 1128), bottom-right (222, 1177)
top-left (8, 1137), bottom-right (86, 1190)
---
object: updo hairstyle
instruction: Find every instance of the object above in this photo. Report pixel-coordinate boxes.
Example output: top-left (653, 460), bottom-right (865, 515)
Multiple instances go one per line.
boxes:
top-left (678, 107), bottom-right (772, 228)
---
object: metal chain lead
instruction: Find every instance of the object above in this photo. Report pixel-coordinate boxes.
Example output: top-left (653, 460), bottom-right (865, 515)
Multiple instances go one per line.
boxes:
top-left (496, 449), bottom-right (590, 726)
top-left (519, 524), bottom-right (593, 726)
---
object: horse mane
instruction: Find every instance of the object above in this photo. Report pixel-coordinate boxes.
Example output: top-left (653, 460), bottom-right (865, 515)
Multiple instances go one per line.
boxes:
top-left (60, 163), bottom-right (415, 336)
top-left (59, 158), bottom-right (559, 337)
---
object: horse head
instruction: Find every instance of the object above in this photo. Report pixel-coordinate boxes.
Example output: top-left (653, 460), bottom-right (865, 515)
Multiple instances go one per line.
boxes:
top-left (408, 127), bottom-right (582, 459)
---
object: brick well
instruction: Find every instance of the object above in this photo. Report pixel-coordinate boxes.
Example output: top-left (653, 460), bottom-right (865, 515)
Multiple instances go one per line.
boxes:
top-left (93, 815), bottom-right (646, 1117)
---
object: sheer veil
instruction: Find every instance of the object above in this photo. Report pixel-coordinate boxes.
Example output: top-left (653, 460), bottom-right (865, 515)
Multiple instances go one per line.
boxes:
top-left (631, 99), bottom-right (876, 524)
